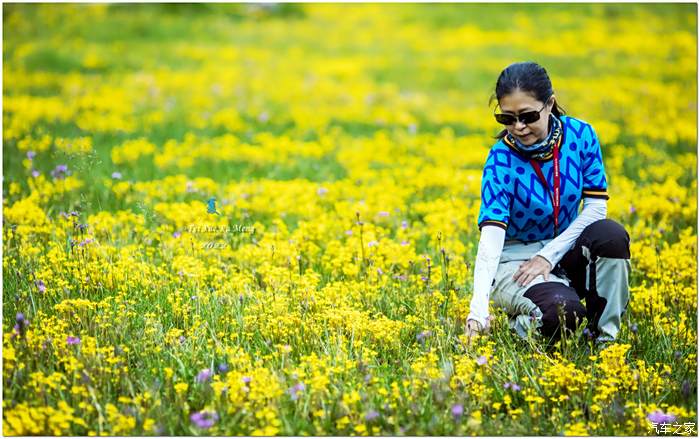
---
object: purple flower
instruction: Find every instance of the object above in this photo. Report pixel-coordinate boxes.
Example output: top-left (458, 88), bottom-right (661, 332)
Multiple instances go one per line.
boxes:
top-left (217, 363), bottom-right (229, 373)
top-left (408, 124), bottom-right (417, 135)
top-left (78, 238), bottom-right (93, 247)
top-left (178, 335), bottom-right (186, 344)
top-left (27, 151), bottom-right (36, 160)
top-left (111, 171), bottom-right (122, 179)
top-left (647, 409), bottom-right (676, 424)
top-left (401, 220), bottom-right (408, 229)
top-left (35, 279), bottom-right (46, 293)
top-left (583, 327), bottom-right (595, 339)
top-left (378, 211), bottom-right (389, 217)
top-left (367, 240), bottom-right (378, 247)
top-left (66, 336), bottom-right (81, 345)
top-left (504, 382), bottom-right (521, 391)
top-left (681, 379), bottom-right (692, 399)
top-left (288, 382), bottom-right (306, 401)
top-left (190, 410), bottom-right (219, 429)
top-left (630, 323), bottom-right (638, 334)
top-left (241, 376), bottom-right (252, 384)
top-left (451, 404), bottom-right (464, 418)
top-left (629, 205), bottom-right (636, 214)
top-left (317, 187), bottom-right (328, 196)
top-left (345, 230), bottom-right (353, 236)
top-left (31, 169), bottom-right (40, 178)
top-left (364, 410), bottom-right (380, 422)
top-left (80, 370), bottom-right (91, 384)
top-left (377, 268), bottom-right (383, 276)
top-left (173, 231), bottom-right (181, 238)
top-left (196, 368), bottom-right (213, 383)
top-left (258, 111), bottom-right (269, 123)
top-left (14, 313), bottom-right (29, 337)
top-left (416, 330), bottom-right (432, 343)
top-left (51, 164), bottom-right (69, 180)
top-left (401, 240), bottom-right (409, 246)
top-left (476, 356), bottom-right (488, 366)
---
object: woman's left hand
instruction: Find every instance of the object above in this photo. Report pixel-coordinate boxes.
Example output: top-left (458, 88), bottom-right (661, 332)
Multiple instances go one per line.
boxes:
top-left (513, 255), bottom-right (553, 287)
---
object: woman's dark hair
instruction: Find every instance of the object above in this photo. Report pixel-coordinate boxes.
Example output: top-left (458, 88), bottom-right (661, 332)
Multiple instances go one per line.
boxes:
top-left (489, 61), bottom-right (566, 139)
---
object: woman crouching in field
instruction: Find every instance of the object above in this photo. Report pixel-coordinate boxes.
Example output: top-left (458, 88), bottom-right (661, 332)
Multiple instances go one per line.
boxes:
top-left (466, 61), bottom-right (631, 347)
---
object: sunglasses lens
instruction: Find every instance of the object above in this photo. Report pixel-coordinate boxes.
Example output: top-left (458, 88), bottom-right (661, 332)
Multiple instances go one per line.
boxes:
top-left (519, 111), bottom-right (540, 124)
top-left (495, 114), bottom-right (516, 125)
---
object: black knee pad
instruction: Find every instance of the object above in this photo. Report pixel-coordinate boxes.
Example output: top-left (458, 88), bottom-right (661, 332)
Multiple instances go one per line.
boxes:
top-left (578, 219), bottom-right (630, 259)
top-left (524, 282), bottom-right (586, 339)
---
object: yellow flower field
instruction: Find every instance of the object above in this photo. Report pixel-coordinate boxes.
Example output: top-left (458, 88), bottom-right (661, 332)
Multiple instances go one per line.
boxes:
top-left (2, 3), bottom-right (697, 436)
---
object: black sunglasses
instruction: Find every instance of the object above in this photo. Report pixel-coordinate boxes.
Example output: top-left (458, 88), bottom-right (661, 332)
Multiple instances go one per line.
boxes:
top-left (494, 99), bottom-right (551, 126)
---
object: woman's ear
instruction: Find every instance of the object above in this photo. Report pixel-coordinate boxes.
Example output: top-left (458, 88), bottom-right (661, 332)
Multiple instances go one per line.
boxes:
top-left (548, 95), bottom-right (556, 110)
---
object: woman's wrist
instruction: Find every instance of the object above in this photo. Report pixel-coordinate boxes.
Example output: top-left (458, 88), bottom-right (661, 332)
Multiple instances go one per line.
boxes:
top-left (467, 314), bottom-right (487, 330)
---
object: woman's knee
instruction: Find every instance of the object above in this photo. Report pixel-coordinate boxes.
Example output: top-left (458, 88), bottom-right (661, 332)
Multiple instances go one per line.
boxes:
top-left (578, 219), bottom-right (630, 259)
top-left (524, 282), bottom-right (586, 338)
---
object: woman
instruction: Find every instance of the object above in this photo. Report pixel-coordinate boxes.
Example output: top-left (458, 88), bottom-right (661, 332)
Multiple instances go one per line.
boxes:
top-left (466, 61), bottom-right (631, 346)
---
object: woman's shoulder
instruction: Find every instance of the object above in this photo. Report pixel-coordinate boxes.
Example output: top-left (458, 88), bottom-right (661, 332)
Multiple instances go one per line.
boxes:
top-left (487, 137), bottom-right (511, 153)
top-left (558, 114), bottom-right (596, 140)
top-left (482, 139), bottom-right (514, 173)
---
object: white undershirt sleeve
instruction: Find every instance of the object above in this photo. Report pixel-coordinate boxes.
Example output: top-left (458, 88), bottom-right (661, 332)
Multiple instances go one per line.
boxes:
top-left (467, 225), bottom-right (506, 329)
top-left (535, 197), bottom-right (608, 269)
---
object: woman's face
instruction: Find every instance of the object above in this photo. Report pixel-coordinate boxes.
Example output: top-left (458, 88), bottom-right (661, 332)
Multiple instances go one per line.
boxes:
top-left (498, 89), bottom-right (554, 146)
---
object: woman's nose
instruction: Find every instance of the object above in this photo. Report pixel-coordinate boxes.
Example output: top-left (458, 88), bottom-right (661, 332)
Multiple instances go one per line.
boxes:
top-left (514, 120), bottom-right (527, 131)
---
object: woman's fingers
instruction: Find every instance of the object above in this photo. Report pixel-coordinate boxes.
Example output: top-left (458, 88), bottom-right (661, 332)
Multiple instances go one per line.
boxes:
top-left (518, 273), bottom-right (530, 287)
top-left (513, 257), bottom-right (552, 286)
top-left (519, 268), bottom-right (539, 287)
top-left (513, 265), bottom-right (532, 286)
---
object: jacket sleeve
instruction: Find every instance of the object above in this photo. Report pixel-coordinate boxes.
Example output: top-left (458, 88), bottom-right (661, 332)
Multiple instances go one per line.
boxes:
top-left (477, 148), bottom-right (513, 232)
top-left (467, 224), bottom-right (506, 328)
top-left (535, 197), bottom-right (607, 268)
top-left (581, 124), bottom-right (609, 200)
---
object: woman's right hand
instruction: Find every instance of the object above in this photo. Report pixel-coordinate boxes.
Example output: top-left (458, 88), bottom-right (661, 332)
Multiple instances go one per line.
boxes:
top-left (465, 318), bottom-right (488, 342)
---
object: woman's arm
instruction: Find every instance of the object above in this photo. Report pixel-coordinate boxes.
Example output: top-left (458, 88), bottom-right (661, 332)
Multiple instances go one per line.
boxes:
top-left (467, 224), bottom-right (506, 329)
top-left (535, 197), bottom-right (607, 269)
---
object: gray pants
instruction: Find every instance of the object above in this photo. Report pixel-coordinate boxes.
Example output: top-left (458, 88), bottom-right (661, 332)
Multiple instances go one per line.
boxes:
top-left (491, 219), bottom-right (631, 343)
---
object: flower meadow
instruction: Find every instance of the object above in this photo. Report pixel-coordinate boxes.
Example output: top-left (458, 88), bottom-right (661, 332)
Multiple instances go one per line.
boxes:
top-left (2, 3), bottom-right (697, 436)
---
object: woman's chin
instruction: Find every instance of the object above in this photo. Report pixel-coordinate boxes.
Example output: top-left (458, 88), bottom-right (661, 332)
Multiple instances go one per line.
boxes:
top-left (517, 134), bottom-right (534, 145)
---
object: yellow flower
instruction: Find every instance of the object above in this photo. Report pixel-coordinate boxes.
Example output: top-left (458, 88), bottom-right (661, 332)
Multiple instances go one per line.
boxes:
top-left (564, 422), bottom-right (589, 436)
top-left (354, 423), bottom-right (368, 435)
top-left (335, 416), bottom-right (350, 430)
top-left (174, 382), bottom-right (188, 395)
top-left (143, 418), bottom-right (155, 432)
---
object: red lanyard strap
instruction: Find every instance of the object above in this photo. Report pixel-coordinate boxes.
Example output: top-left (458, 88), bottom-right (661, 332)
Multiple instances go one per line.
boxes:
top-left (529, 138), bottom-right (561, 237)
